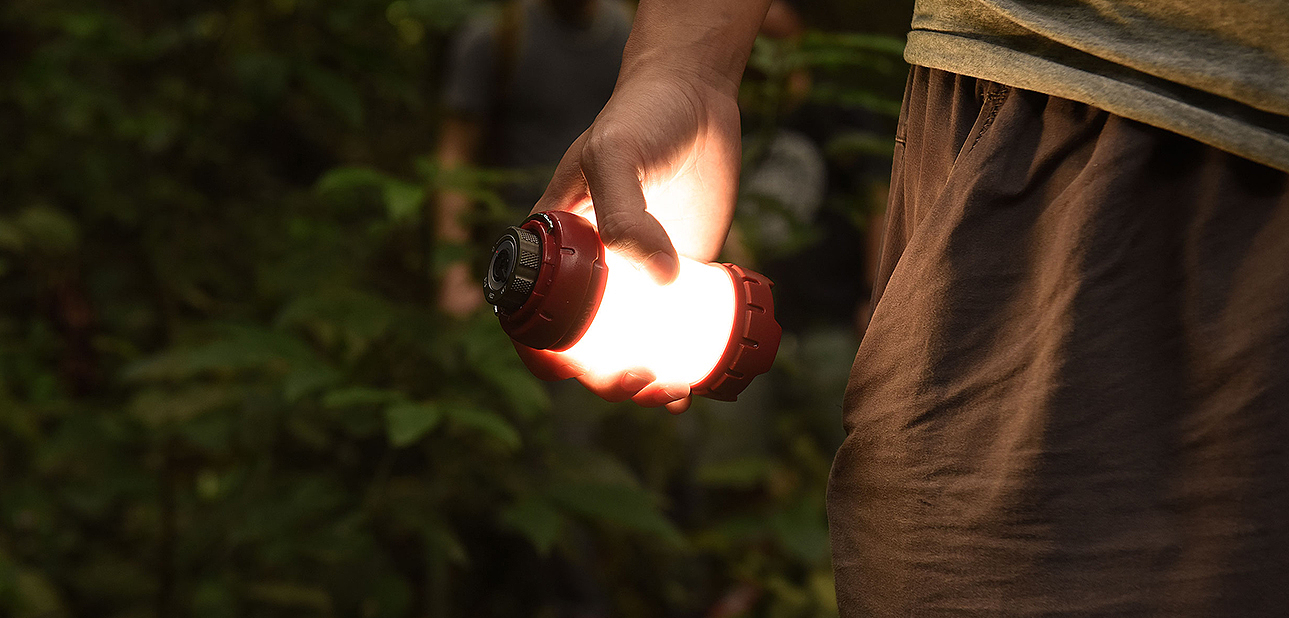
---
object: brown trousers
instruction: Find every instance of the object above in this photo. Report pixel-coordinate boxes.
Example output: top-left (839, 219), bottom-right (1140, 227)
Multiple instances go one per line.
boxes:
top-left (828, 66), bottom-right (1289, 617)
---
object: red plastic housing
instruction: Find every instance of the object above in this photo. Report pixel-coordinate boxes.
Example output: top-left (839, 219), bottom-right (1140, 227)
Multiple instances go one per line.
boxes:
top-left (498, 211), bottom-right (781, 403)
top-left (690, 264), bottom-right (782, 401)
top-left (497, 211), bottom-right (608, 351)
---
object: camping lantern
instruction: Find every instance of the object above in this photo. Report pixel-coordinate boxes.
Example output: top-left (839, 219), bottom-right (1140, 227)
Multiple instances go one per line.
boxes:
top-left (483, 211), bottom-right (781, 401)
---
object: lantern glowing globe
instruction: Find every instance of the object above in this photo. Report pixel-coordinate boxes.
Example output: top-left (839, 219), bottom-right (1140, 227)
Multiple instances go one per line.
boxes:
top-left (483, 211), bottom-right (781, 402)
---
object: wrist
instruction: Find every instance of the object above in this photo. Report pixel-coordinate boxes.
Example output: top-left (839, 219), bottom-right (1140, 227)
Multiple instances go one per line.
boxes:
top-left (622, 45), bottom-right (742, 100)
top-left (620, 0), bottom-right (770, 97)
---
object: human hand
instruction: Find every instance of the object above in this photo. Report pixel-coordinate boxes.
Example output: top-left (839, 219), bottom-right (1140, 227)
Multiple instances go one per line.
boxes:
top-left (509, 0), bottom-right (768, 411)
top-left (533, 65), bottom-right (742, 281)
top-left (518, 63), bottom-right (744, 412)
top-left (512, 341), bottom-right (694, 414)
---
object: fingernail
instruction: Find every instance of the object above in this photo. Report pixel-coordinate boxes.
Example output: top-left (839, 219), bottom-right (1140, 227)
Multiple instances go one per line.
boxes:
top-left (662, 384), bottom-right (689, 401)
top-left (555, 361), bottom-right (584, 380)
top-left (622, 371), bottom-right (651, 391)
top-left (645, 253), bottom-right (678, 285)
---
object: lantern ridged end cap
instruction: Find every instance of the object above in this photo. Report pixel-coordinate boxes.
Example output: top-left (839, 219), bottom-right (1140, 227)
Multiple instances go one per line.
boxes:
top-left (690, 264), bottom-right (782, 402)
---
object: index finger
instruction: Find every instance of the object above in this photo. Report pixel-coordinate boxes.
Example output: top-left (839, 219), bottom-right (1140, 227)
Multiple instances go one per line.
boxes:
top-left (577, 131), bottom-right (680, 285)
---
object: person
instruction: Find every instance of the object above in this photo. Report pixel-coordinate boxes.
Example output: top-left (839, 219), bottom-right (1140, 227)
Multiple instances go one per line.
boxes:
top-left (434, 0), bottom-right (633, 317)
top-left (514, 0), bottom-right (1289, 615)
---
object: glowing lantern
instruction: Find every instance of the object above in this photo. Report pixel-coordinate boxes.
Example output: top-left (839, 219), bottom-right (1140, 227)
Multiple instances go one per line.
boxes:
top-left (484, 211), bottom-right (781, 401)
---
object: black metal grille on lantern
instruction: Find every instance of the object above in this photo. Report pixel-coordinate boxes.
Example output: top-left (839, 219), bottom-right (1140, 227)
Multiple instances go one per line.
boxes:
top-left (484, 225), bottom-right (542, 312)
top-left (517, 228), bottom-right (539, 268)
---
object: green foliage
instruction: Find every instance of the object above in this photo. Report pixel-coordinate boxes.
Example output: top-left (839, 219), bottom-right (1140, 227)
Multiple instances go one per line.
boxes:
top-left (0, 0), bottom-right (903, 616)
top-left (384, 401), bottom-right (442, 446)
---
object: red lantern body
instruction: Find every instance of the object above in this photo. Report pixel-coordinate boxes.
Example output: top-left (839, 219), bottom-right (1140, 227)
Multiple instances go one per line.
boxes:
top-left (484, 211), bottom-right (780, 402)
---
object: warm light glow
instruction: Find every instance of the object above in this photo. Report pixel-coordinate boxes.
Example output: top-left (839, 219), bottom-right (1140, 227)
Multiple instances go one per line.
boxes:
top-left (557, 251), bottom-right (737, 386)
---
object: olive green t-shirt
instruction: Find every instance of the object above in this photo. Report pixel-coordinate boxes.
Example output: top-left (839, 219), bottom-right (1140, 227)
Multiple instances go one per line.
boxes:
top-left (904, 0), bottom-right (1289, 171)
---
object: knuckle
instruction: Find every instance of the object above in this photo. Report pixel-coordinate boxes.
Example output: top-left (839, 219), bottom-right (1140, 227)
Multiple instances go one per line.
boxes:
top-left (598, 221), bottom-right (654, 260)
top-left (597, 213), bottom-right (643, 245)
top-left (580, 126), bottom-right (636, 173)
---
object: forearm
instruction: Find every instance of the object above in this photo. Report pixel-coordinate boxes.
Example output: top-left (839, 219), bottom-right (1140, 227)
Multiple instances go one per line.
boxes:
top-left (621, 0), bottom-right (772, 95)
top-left (433, 116), bottom-right (482, 244)
top-left (433, 116), bottom-right (485, 315)
top-left (435, 191), bottom-right (472, 243)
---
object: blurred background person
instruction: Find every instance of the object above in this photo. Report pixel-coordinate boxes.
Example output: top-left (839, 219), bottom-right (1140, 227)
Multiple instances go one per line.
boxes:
top-left (433, 4), bottom-right (634, 613)
top-left (732, 0), bottom-right (892, 339)
top-left (434, 0), bottom-right (633, 317)
top-left (730, 0), bottom-right (828, 272)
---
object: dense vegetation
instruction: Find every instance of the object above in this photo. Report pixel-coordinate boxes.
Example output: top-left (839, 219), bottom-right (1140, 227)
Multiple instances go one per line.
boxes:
top-left (0, 0), bottom-right (906, 616)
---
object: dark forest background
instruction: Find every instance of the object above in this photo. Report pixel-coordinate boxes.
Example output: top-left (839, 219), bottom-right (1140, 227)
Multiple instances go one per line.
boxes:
top-left (0, 0), bottom-right (910, 616)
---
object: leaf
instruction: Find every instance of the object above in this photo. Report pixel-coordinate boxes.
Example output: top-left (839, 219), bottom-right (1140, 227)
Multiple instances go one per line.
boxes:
top-left (808, 84), bottom-right (903, 117)
top-left (547, 482), bottom-right (686, 548)
top-left (381, 180), bottom-right (424, 223)
top-left (0, 219), bottom-right (23, 252)
top-left (691, 514), bottom-right (768, 552)
top-left (483, 364), bottom-right (550, 418)
top-left (12, 568), bottom-right (70, 618)
top-left (424, 523), bottom-right (469, 565)
top-left (15, 206), bottom-right (79, 255)
top-left (281, 362), bottom-right (341, 402)
top-left (825, 131), bottom-right (896, 160)
top-left (122, 327), bottom-right (317, 382)
top-left (695, 456), bottom-right (774, 488)
top-left (809, 568), bottom-right (839, 611)
top-left (364, 575), bottom-right (412, 618)
top-left (65, 555), bottom-right (153, 604)
top-left (444, 404), bottom-right (520, 450)
top-left (0, 551), bottom-right (18, 610)
top-left (430, 241), bottom-right (472, 272)
top-left (276, 290), bottom-right (396, 358)
top-left (499, 498), bottom-right (564, 555)
top-left (801, 31), bottom-right (906, 57)
top-left (243, 582), bottom-right (332, 612)
top-left (129, 384), bottom-right (241, 426)
top-left (233, 52), bottom-right (291, 100)
top-left (549, 449), bottom-right (641, 487)
top-left (298, 65), bottom-right (364, 127)
top-left (181, 413), bottom-right (235, 452)
top-left (60, 11), bottom-right (108, 38)
top-left (321, 386), bottom-right (404, 409)
top-left (191, 578), bottom-right (237, 618)
top-left (404, 0), bottom-right (473, 29)
top-left (769, 498), bottom-right (830, 564)
top-left (384, 401), bottom-right (441, 447)
top-left (460, 316), bottom-right (550, 417)
top-left (313, 166), bottom-right (423, 222)
top-left (314, 166), bottom-right (390, 194)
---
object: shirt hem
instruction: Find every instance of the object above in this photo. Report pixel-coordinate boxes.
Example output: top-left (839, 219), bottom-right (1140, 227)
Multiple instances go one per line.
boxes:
top-left (905, 30), bottom-right (1289, 173)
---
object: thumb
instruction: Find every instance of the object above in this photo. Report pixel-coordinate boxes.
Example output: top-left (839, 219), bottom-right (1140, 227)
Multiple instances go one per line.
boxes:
top-left (580, 141), bottom-right (679, 285)
top-left (533, 131), bottom-right (592, 216)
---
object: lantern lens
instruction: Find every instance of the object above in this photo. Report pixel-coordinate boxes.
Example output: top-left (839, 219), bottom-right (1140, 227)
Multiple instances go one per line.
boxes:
top-left (557, 251), bottom-right (737, 386)
top-left (488, 240), bottom-right (514, 287)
